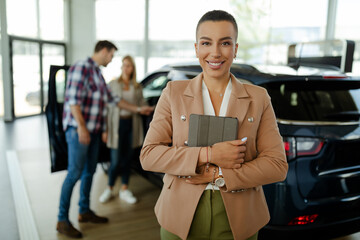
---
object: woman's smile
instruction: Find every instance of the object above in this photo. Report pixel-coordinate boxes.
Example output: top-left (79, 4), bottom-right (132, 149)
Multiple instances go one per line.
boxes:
top-left (206, 60), bottom-right (225, 69)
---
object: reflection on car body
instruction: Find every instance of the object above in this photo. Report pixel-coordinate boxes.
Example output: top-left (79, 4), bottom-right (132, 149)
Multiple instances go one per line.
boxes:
top-left (46, 40), bottom-right (360, 240)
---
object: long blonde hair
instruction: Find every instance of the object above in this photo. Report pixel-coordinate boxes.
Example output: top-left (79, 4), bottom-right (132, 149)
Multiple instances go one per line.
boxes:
top-left (118, 55), bottom-right (140, 89)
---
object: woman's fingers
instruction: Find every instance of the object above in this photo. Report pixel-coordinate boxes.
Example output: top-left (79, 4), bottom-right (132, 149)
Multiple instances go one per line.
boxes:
top-left (211, 141), bottom-right (246, 169)
top-left (228, 137), bottom-right (247, 146)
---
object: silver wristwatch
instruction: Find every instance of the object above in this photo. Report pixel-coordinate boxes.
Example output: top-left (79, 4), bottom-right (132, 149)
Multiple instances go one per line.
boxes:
top-left (214, 167), bottom-right (225, 187)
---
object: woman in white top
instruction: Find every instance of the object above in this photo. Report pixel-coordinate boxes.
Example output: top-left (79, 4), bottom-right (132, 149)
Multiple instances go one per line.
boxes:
top-left (100, 55), bottom-right (153, 204)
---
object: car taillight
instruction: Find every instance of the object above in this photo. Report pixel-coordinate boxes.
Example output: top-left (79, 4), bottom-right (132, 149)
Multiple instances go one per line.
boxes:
top-left (283, 137), bottom-right (324, 161)
top-left (283, 137), bottom-right (296, 160)
top-left (288, 214), bottom-right (319, 225)
top-left (322, 76), bottom-right (347, 79)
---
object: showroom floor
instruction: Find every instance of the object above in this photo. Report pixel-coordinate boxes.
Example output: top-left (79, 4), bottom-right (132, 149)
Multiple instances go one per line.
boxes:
top-left (15, 148), bottom-right (161, 240)
top-left (1, 115), bottom-right (359, 240)
top-left (1, 115), bottom-right (160, 240)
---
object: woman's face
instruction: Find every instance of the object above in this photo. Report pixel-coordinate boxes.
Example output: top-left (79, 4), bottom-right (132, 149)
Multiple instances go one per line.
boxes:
top-left (121, 59), bottom-right (134, 78)
top-left (195, 21), bottom-right (238, 80)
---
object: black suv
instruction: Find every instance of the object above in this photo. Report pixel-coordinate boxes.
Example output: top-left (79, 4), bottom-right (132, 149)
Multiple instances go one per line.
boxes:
top-left (46, 40), bottom-right (360, 239)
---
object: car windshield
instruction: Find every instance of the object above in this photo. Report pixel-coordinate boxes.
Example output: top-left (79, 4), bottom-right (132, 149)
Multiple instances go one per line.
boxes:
top-left (263, 81), bottom-right (360, 122)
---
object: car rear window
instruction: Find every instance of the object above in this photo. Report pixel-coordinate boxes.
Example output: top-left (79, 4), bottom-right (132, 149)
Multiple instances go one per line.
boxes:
top-left (263, 81), bottom-right (360, 122)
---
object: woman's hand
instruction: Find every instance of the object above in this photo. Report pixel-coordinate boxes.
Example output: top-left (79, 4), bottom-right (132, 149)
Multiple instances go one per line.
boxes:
top-left (185, 165), bottom-right (217, 185)
top-left (101, 131), bottom-right (108, 143)
top-left (139, 106), bottom-right (154, 116)
top-left (211, 138), bottom-right (247, 169)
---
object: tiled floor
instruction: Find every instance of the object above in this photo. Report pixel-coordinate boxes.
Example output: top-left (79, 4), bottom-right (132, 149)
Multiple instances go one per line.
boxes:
top-left (1, 115), bottom-right (360, 240)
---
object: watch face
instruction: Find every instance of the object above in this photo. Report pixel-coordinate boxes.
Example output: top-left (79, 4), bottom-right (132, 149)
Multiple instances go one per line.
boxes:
top-left (215, 177), bottom-right (225, 187)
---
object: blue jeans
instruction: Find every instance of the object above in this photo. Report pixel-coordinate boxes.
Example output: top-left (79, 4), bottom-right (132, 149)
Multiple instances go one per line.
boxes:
top-left (108, 118), bottom-right (133, 187)
top-left (58, 127), bottom-right (100, 222)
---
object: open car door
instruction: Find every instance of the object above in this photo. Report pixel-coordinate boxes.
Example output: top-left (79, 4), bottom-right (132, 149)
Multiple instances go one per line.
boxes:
top-left (45, 65), bottom-right (110, 173)
top-left (45, 65), bottom-right (69, 172)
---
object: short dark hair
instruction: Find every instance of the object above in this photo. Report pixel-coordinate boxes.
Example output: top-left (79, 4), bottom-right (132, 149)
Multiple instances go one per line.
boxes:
top-left (94, 40), bottom-right (118, 53)
top-left (196, 10), bottom-right (238, 40)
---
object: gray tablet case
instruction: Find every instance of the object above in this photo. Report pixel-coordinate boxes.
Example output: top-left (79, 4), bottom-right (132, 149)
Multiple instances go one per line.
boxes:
top-left (188, 114), bottom-right (238, 147)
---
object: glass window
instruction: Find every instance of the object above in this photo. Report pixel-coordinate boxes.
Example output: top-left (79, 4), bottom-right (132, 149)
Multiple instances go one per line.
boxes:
top-left (55, 69), bottom-right (67, 103)
top-left (277, 0), bottom-right (327, 61)
top-left (147, 0), bottom-right (328, 68)
top-left (95, 0), bottom-right (145, 81)
top-left (335, 0), bottom-right (360, 75)
top-left (245, 0), bottom-right (328, 65)
top-left (352, 42), bottom-right (360, 76)
top-left (144, 75), bottom-right (168, 91)
top-left (42, 44), bottom-right (65, 110)
top-left (39, 0), bottom-right (64, 40)
top-left (264, 81), bottom-right (360, 122)
top-left (7, 0), bottom-right (65, 41)
top-left (142, 72), bottom-right (169, 106)
top-left (335, 0), bottom-right (360, 40)
top-left (96, 0), bottom-right (144, 41)
top-left (95, 0), bottom-right (331, 77)
top-left (267, 0), bottom-right (328, 43)
top-left (7, 0), bottom-right (38, 38)
top-left (148, 0), bottom-right (235, 73)
top-left (12, 40), bottom-right (41, 117)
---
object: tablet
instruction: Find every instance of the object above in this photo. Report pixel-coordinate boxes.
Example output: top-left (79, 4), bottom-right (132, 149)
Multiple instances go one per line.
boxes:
top-left (188, 114), bottom-right (238, 147)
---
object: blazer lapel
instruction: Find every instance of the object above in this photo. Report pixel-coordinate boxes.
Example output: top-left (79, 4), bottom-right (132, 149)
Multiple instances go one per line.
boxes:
top-left (183, 73), bottom-right (204, 115)
top-left (226, 74), bottom-right (251, 125)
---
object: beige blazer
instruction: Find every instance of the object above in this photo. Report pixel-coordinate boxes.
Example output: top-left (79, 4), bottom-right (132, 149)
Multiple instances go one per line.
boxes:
top-left (106, 80), bottom-right (146, 149)
top-left (140, 73), bottom-right (288, 240)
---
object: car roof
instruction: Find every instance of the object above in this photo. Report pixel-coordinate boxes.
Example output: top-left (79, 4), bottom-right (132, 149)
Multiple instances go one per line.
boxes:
top-left (151, 61), bottom-right (360, 85)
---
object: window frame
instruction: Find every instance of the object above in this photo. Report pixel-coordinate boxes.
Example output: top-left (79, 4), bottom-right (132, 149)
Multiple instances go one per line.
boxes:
top-left (9, 35), bottom-right (67, 118)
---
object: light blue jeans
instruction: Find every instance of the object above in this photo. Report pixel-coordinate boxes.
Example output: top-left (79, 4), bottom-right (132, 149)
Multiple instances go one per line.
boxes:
top-left (58, 127), bottom-right (100, 222)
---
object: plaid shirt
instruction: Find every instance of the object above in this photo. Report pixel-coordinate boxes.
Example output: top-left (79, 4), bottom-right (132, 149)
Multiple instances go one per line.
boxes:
top-left (62, 57), bottom-right (118, 133)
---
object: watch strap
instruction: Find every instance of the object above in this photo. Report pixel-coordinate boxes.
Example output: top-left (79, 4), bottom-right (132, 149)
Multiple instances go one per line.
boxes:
top-left (218, 166), bottom-right (223, 176)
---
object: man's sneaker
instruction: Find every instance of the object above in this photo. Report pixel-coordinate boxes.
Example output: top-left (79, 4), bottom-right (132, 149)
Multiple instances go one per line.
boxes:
top-left (78, 210), bottom-right (108, 224)
top-left (119, 189), bottom-right (137, 204)
top-left (99, 188), bottom-right (113, 203)
top-left (56, 221), bottom-right (83, 238)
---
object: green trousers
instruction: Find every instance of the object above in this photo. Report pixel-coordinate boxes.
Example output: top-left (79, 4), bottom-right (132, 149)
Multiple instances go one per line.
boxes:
top-left (160, 190), bottom-right (258, 240)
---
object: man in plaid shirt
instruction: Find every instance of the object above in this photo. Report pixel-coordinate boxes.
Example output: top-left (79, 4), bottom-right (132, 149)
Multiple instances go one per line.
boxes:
top-left (57, 40), bottom-right (152, 238)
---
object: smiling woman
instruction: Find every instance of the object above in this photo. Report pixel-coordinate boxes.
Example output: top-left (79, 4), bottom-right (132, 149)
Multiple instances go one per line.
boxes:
top-left (140, 10), bottom-right (288, 240)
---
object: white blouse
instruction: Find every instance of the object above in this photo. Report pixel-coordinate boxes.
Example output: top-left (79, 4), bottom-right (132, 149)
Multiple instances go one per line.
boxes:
top-left (119, 85), bottom-right (135, 117)
top-left (202, 78), bottom-right (232, 190)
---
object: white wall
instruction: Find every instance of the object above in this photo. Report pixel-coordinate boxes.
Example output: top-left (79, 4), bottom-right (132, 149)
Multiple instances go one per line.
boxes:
top-left (0, 0), bottom-right (13, 121)
top-left (68, 0), bottom-right (96, 64)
